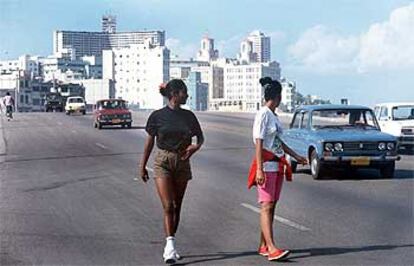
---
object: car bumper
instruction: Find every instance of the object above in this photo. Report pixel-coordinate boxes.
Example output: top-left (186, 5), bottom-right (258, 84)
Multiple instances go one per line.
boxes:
top-left (320, 155), bottom-right (400, 167)
top-left (98, 119), bottom-right (132, 125)
top-left (66, 107), bottom-right (86, 112)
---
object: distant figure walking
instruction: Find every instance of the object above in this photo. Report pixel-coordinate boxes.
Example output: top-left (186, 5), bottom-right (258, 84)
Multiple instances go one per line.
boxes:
top-left (139, 79), bottom-right (204, 264)
top-left (3, 92), bottom-right (15, 121)
top-left (248, 77), bottom-right (307, 261)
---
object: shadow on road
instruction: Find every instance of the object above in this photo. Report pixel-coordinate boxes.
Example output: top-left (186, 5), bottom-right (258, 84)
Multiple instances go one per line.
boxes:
top-left (289, 244), bottom-right (414, 260)
top-left (172, 251), bottom-right (257, 265)
top-left (98, 125), bottom-right (146, 130)
top-left (399, 149), bottom-right (414, 156)
top-left (295, 169), bottom-right (414, 180)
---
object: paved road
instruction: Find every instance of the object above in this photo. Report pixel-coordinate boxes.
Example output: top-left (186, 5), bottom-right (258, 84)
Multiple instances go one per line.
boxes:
top-left (0, 111), bottom-right (413, 265)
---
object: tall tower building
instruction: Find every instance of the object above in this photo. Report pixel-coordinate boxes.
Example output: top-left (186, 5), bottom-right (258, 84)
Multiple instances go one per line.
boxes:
top-left (196, 35), bottom-right (219, 62)
top-left (247, 31), bottom-right (271, 63)
top-left (102, 15), bottom-right (117, 33)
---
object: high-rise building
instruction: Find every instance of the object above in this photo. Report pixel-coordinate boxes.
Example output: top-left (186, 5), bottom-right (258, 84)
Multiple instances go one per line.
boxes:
top-left (247, 31), bottom-right (271, 63)
top-left (102, 15), bottom-right (117, 33)
top-left (103, 39), bottom-right (170, 109)
top-left (53, 17), bottom-right (165, 59)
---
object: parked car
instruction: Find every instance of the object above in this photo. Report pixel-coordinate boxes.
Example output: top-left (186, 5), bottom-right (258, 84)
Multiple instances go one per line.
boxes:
top-left (374, 102), bottom-right (414, 150)
top-left (93, 99), bottom-right (132, 129)
top-left (282, 105), bottom-right (400, 179)
top-left (65, 96), bottom-right (86, 115)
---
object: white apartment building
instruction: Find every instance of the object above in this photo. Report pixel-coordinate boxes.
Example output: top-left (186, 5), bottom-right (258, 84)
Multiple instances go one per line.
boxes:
top-left (103, 40), bottom-right (170, 109)
top-left (247, 31), bottom-right (271, 63)
top-left (0, 55), bottom-right (41, 77)
top-left (54, 30), bottom-right (165, 59)
top-left (219, 61), bottom-right (280, 112)
top-left (39, 55), bottom-right (102, 82)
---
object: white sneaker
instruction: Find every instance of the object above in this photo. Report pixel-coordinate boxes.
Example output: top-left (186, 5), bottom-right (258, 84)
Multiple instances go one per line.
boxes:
top-left (163, 248), bottom-right (177, 264)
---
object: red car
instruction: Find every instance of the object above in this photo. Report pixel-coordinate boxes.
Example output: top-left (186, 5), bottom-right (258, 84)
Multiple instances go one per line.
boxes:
top-left (93, 99), bottom-right (133, 129)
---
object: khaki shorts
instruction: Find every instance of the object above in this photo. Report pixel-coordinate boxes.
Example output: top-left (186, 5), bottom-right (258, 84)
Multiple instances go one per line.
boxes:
top-left (153, 149), bottom-right (192, 180)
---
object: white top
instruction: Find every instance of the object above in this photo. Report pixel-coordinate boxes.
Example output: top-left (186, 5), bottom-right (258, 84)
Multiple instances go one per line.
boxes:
top-left (253, 106), bottom-right (285, 172)
top-left (3, 95), bottom-right (14, 106)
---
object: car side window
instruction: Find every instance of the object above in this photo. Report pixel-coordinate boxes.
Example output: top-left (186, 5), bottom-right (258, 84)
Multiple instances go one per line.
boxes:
top-left (301, 112), bottom-right (309, 129)
top-left (291, 112), bottom-right (302, 129)
top-left (379, 107), bottom-right (388, 120)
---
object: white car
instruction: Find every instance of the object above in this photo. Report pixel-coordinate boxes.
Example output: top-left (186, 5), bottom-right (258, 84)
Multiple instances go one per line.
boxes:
top-left (65, 96), bottom-right (86, 115)
top-left (374, 102), bottom-right (414, 150)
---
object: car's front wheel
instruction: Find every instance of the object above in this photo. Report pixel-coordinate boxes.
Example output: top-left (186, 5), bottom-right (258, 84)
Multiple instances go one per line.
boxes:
top-left (380, 162), bottom-right (395, 178)
top-left (310, 150), bottom-right (326, 180)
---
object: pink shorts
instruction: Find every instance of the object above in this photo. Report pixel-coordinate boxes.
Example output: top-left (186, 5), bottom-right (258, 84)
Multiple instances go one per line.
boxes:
top-left (257, 171), bottom-right (284, 203)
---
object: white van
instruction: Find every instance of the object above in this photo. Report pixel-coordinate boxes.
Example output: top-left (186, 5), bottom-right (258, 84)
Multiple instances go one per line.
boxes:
top-left (374, 102), bottom-right (414, 150)
top-left (65, 96), bottom-right (86, 115)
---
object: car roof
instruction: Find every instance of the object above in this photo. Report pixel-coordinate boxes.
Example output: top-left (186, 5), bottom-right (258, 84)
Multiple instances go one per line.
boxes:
top-left (374, 102), bottom-right (414, 107)
top-left (97, 99), bottom-right (125, 102)
top-left (67, 96), bottom-right (83, 99)
top-left (295, 104), bottom-right (371, 112)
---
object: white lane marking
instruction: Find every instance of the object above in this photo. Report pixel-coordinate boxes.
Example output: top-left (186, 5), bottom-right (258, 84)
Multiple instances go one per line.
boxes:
top-left (57, 122), bottom-right (63, 126)
top-left (71, 130), bottom-right (77, 133)
top-left (133, 167), bottom-right (153, 180)
top-left (95, 143), bottom-right (108, 149)
top-left (241, 203), bottom-right (311, 232)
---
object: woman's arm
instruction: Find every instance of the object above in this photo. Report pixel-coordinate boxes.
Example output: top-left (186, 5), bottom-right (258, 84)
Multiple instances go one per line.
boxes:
top-left (281, 142), bottom-right (308, 165)
top-left (181, 133), bottom-right (204, 160)
top-left (255, 138), bottom-right (265, 185)
top-left (139, 135), bottom-right (155, 182)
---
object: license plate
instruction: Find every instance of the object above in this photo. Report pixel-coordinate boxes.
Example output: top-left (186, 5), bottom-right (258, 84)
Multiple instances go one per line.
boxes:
top-left (112, 119), bottom-right (121, 123)
top-left (351, 157), bottom-right (370, 166)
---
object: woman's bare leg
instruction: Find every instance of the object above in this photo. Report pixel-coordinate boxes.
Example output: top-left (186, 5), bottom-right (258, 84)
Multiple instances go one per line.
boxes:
top-left (260, 201), bottom-right (277, 252)
top-left (154, 176), bottom-right (175, 236)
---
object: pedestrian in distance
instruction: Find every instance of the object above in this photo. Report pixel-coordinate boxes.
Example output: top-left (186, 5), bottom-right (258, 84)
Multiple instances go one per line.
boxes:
top-left (139, 79), bottom-right (204, 264)
top-left (247, 77), bottom-right (308, 261)
top-left (3, 92), bottom-right (15, 121)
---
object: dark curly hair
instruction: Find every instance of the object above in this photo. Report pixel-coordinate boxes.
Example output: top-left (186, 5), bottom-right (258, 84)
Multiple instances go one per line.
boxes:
top-left (159, 79), bottom-right (187, 100)
top-left (259, 77), bottom-right (282, 101)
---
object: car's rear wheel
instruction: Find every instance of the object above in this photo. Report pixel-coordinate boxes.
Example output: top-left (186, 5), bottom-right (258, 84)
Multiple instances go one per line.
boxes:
top-left (97, 122), bottom-right (102, 130)
top-left (380, 162), bottom-right (395, 178)
top-left (127, 123), bottom-right (132, 129)
top-left (310, 150), bottom-right (326, 180)
top-left (82, 110), bottom-right (86, 115)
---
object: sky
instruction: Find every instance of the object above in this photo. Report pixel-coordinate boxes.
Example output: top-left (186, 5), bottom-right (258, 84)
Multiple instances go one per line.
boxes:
top-left (1, 0), bottom-right (413, 107)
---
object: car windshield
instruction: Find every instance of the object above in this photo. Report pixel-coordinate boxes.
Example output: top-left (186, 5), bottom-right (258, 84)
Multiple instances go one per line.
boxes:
top-left (98, 100), bottom-right (126, 110)
top-left (392, 105), bottom-right (414, 120)
top-left (311, 109), bottom-right (379, 130)
top-left (46, 94), bottom-right (60, 100)
top-left (68, 98), bottom-right (84, 103)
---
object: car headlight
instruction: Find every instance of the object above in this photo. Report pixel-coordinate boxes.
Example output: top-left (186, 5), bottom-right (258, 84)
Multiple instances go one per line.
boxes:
top-left (334, 143), bottom-right (343, 151)
top-left (324, 143), bottom-right (334, 151)
top-left (378, 142), bottom-right (386, 150)
top-left (387, 142), bottom-right (395, 150)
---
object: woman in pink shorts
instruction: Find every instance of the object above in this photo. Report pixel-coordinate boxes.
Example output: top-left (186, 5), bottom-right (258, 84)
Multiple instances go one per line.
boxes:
top-left (252, 77), bottom-right (307, 261)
